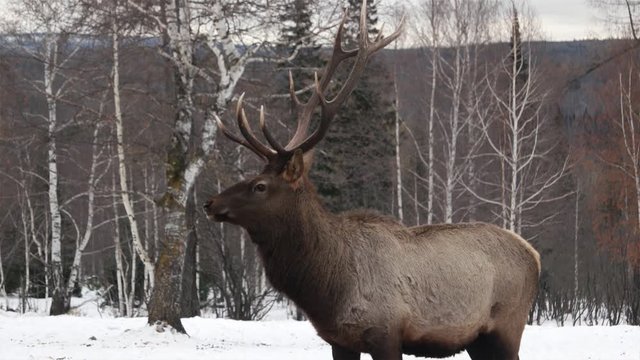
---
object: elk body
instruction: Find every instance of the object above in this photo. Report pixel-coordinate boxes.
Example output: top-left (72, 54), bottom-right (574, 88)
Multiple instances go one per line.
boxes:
top-left (204, 3), bottom-right (540, 359)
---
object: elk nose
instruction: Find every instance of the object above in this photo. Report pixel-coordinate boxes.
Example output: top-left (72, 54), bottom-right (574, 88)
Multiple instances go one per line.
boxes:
top-left (203, 200), bottom-right (213, 212)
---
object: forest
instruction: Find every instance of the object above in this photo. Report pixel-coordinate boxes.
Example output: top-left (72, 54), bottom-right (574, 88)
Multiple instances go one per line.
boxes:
top-left (0, 0), bottom-right (639, 333)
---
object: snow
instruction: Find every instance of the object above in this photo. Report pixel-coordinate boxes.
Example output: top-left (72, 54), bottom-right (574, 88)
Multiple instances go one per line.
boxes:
top-left (1, 292), bottom-right (638, 360)
top-left (1, 305), bottom-right (638, 360)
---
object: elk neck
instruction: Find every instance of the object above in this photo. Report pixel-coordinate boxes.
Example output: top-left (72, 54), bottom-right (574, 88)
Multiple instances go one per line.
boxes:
top-left (246, 177), bottom-right (351, 321)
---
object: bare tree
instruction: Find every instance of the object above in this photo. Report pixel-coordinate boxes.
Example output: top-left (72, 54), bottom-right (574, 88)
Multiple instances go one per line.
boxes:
top-left (607, 69), bottom-right (640, 324)
top-left (470, 5), bottom-right (569, 234)
top-left (413, 0), bottom-right (445, 224)
top-left (127, 0), bottom-right (314, 332)
top-left (63, 109), bottom-right (110, 311)
top-left (0, 239), bottom-right (6, 310)
top-left (391, 3), bottom-right (407, 222)
top-left (412, 0), bottom-right (496, 224)
top-left (7, 0), bottom-right (86, 315)
top-left (591, 0), bottom-right (640, 39)
top-left (616, 70), bottom-right (640, 238)
top-left (110, 3), bottom-right (155, 297)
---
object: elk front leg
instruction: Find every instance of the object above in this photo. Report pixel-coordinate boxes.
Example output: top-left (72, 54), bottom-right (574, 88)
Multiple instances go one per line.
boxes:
top-left (332, 344), bottom-right (360, 360)
top-left (363, 327), bottom-right (403, 360)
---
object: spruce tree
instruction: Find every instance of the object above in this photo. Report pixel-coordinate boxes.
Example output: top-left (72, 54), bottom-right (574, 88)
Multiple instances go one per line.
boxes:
top-left (279, 0), bottom-right (315, 50)
top-left (276, 0), bottom-right (322, 103)
top-left (510, 6), bottom-right (528, 84)
top-left (345, 0), bottom-right (379, 42)
top-left (312, 0), bottom-right (395, 214)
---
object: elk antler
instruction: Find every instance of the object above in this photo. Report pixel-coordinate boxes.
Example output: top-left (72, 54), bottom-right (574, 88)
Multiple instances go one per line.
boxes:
top-left (216, 0), bottom-right (404, 162)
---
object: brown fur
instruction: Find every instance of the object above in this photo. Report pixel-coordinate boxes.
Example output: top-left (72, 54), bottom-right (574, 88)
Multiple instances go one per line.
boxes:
top-left (204, 167), bottom-right (540, 360)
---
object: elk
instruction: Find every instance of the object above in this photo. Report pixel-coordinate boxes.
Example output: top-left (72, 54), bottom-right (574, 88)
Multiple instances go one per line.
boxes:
top-left (203, 2), bottom-right (540, 359)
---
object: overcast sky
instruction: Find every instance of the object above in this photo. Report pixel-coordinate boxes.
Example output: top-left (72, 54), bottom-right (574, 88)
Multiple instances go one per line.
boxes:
top-left (0, 0), bottom-right (612, 41)
top-left (532, 0), bottom-right (607, 40)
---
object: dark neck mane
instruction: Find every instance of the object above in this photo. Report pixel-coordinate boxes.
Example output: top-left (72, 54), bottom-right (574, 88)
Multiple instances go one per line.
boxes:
top-left (247, 179), bottom-right (350, 321)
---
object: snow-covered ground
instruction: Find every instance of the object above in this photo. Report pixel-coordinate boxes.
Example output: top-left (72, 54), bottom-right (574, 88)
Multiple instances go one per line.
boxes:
top-left (0, 294), bottom-right (638, 360)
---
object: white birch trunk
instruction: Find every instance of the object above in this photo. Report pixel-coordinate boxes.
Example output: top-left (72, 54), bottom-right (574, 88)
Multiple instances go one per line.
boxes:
top-left (0, 241), bottom-right (7, 310)
top-left (112, 172), bottom-right (128, 316)
top-left (507, 34), bottom-right (520, 232)
top-left (443, 44), bottom-right (464, 224)
top-left (393, 56), bottom-right (404, 223)
top-left (193, 177), bottom-right (200, 298)
top-left (143, 167), bottom-right (151, 300)
top-left (427, 47), bottom-right (437, 225)
top-left (112, 24), bottom-right (155, 292)
top-left (65, 124), bottom-right (102, 301)
top-left (20, 199), bottom-right (30, 299)
top-left (573, 183), bottom-right (580, 323)
top-left (44, 214), bottom-right (49, 300)
top-left (45, 36), bottom-right (65, 314)
top-left (128, 240), bottom-right (137, 317)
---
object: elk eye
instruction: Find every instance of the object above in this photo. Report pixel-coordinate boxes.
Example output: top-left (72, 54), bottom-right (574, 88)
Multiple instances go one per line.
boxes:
top-left (253, 182), bottom-right (267, 193)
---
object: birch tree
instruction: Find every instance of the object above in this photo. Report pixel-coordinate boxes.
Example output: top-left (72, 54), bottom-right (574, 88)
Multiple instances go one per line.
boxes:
top-left (392, 4), bottom-right (406, 222)
top-left (438, 0), bottom-right (470, 223)
top-left (0, 241), bottom-right (6, 310)
top-left (471, 5), bottom-right (568, 234)
top-left (413, 0), bottom-right (495, 223)
top-left (62, 112), bottom-right (109, 312)
top-left (0, 151), bottom-right (44, 308)
top-left (414, 0), bottom-right (445, 224)
top-left (110, 3), bottom-right (156, 297)
top-left (128, 0), bottom-right (298, 332)
top-left (8, 0), bottom-right (84, 315)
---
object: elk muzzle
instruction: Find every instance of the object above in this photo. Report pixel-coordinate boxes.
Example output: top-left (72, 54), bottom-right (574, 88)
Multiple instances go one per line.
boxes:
top-left (203, 198), bottom-right (231, 222)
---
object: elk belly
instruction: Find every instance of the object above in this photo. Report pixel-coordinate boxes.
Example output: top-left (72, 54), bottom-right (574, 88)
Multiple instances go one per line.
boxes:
top-left (400, 323), bottom-right (482, 358)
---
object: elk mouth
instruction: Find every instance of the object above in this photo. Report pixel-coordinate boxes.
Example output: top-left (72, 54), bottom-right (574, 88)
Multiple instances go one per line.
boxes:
top-left (203, 201), bottom-right (232, 222)
top-left (212, 207), bottom-right (232, 222)
top-left (213, 212), bottom-right (230, 222)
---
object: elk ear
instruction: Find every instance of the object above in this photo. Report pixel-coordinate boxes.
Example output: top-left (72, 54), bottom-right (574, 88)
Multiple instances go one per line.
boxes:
top-left (283, 149), bottom-right (306, 184)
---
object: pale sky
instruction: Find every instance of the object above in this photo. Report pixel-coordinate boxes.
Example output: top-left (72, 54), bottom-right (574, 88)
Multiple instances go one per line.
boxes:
top-left (0, 0), bottom-right (613, 41)
top-left (531, 0), bottom-right (608, 41)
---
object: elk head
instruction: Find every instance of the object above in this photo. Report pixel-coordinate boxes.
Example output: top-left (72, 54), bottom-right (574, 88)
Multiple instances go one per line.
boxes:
top-left (203, 1), bottom-right (403, 230)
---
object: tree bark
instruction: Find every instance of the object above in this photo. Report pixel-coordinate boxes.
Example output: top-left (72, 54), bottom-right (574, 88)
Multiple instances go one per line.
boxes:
top-left (112, 22), bottom-right (155, 293)
top-left (64, 122), bottom-right (103, 310)
top-left (393, 50), bottom-right (404, 223)
top-left (113, 175), bottom-right (127, 316)
top-left (0, 244), bottom-right (7, 310)
top-left (47, 37), bottom-right (66, 316)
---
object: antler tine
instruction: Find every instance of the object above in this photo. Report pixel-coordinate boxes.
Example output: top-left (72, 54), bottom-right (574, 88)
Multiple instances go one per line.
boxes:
top-left (285, 9), bottom-right (357, 151)
top-left (291, 0), bottom-right (404, 153)
top-left (296, 73), bottom-right (331, 153)
top-left (368, 15), bottom-right (405, 53)
top-left (259, 105), bottom-right (287, 154)
top-left (288, 71), bottom-right (303, 107)
top-left (214, 114), bottom-right (268, 161)
top-left (235, 93), bottom-right (277, 159)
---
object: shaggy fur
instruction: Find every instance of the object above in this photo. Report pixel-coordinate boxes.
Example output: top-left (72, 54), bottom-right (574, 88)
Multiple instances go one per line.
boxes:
top-left (204, 163), bottom-right (540, 360)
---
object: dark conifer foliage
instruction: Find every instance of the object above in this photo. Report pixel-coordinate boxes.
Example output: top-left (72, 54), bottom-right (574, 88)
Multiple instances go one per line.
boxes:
top-left (510, 6), bottom-right (528, 84)
top-left (279, 0), bottom-right (316, 50)
top-left (346, 0), bottom-right (379, 42)
top-left (311, 0), bottom-right (394, 214)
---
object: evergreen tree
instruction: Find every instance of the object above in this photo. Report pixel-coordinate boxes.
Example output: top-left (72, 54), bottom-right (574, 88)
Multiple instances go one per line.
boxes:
top-left (279, 0), bottom-right (316, 50)
top-left (277, 0), bottom-right (322, 94)
top-left (345, 0), bottom-right (379, 42)
top-left (510, 6), bottom-right (528, 84)
top-left (311, 0), bottom-right (395, 214)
